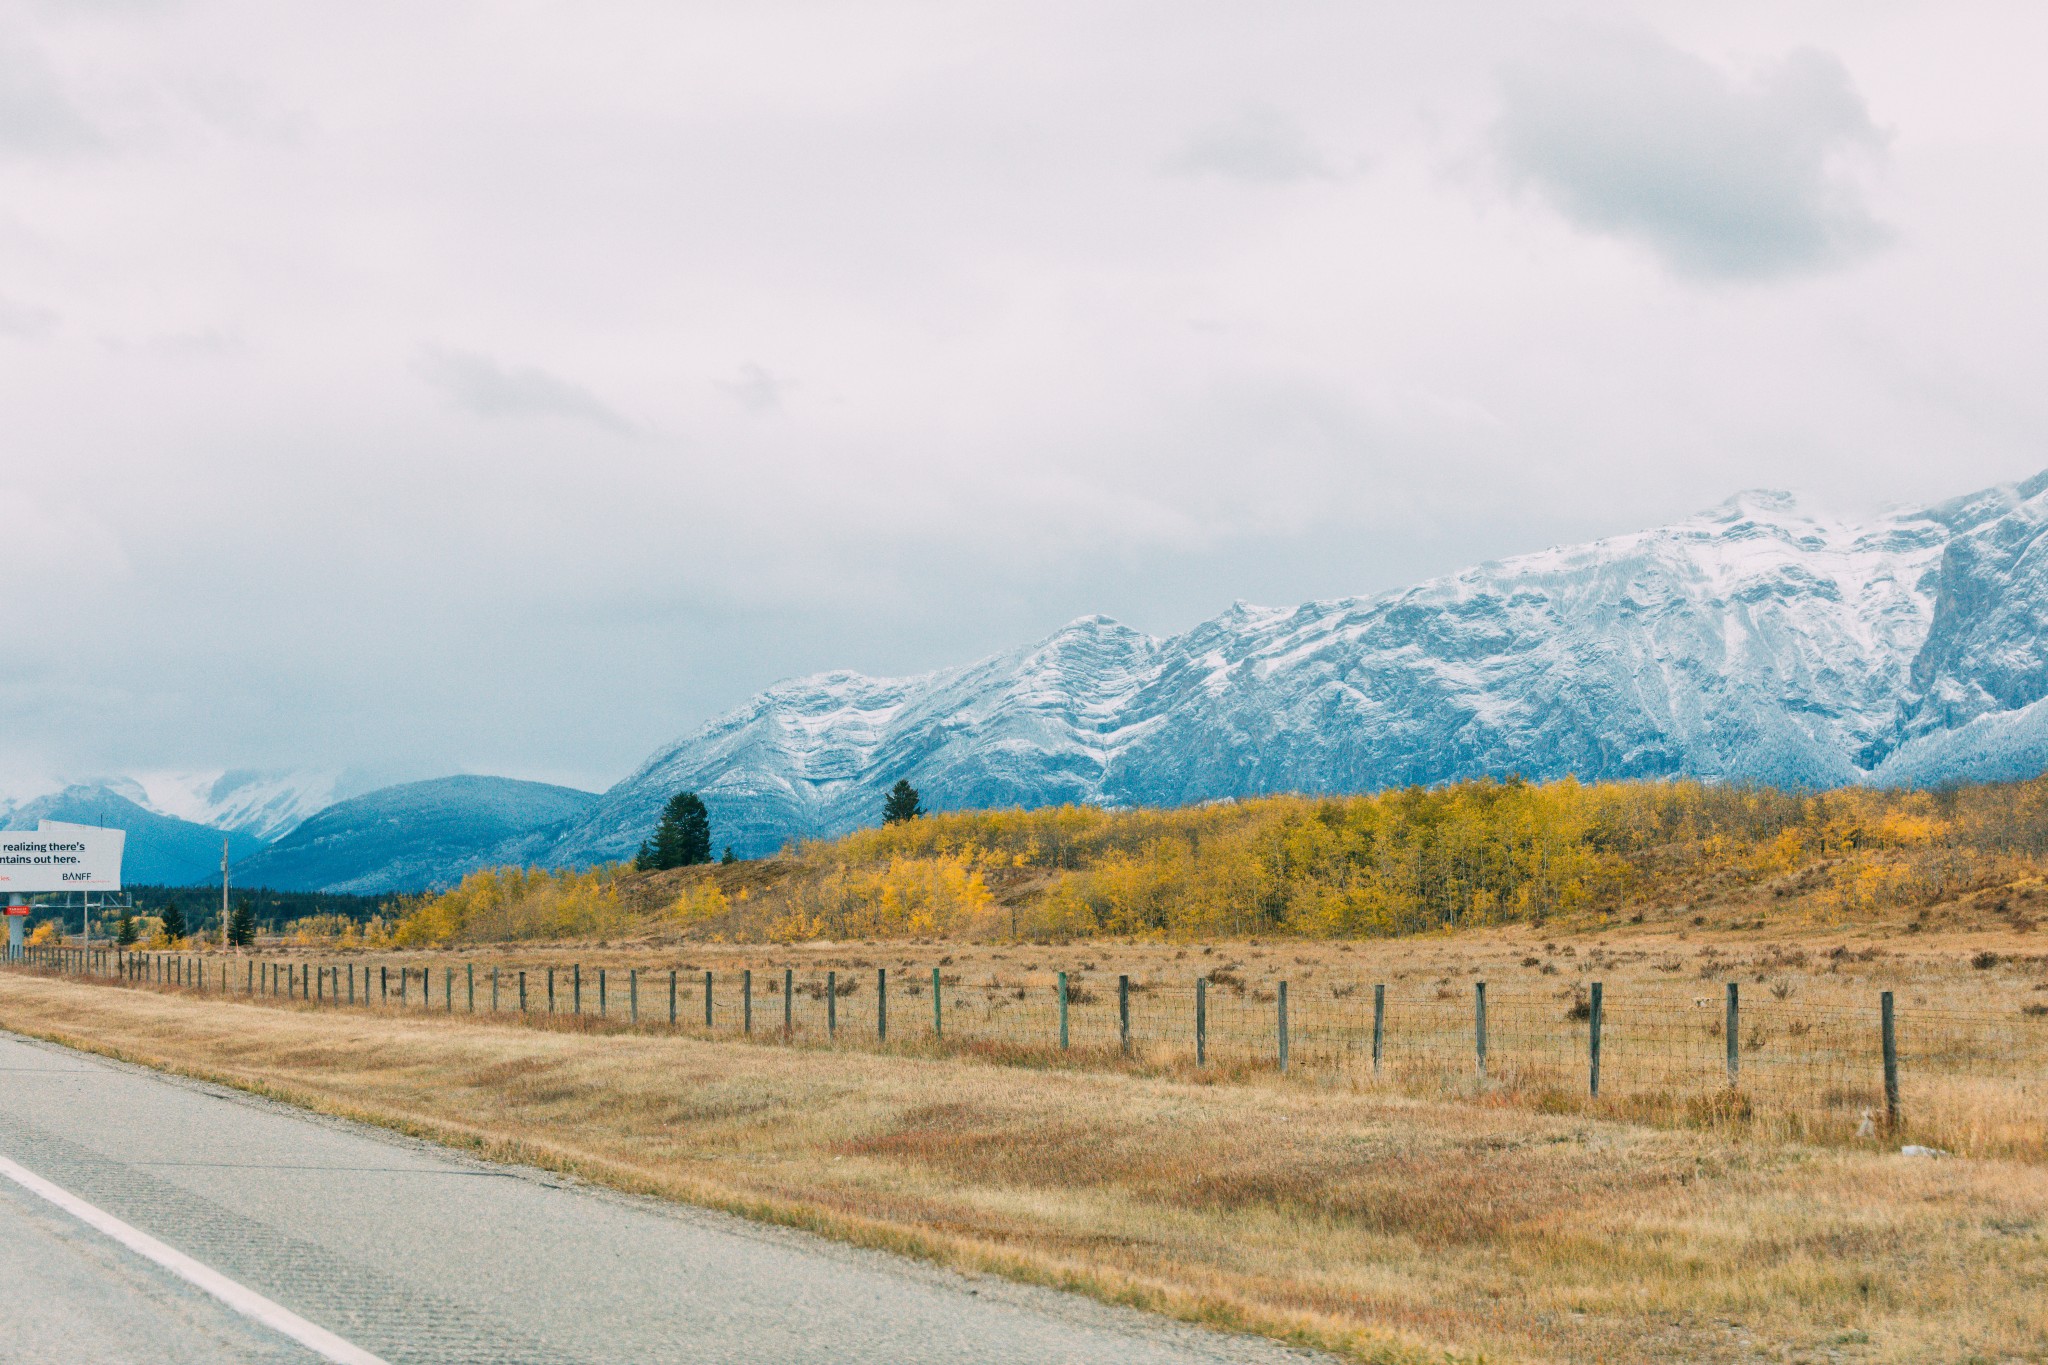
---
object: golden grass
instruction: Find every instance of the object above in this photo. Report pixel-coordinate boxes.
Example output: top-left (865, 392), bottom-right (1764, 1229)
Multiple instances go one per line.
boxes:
top-left (155, 914), bottom-right (2048, 1160)
top-left (4, 969), bottom-right (2045, 1364)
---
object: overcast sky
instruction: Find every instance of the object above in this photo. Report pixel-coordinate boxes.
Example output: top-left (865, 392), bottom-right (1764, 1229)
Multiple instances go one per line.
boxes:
top-left (4, 0), bottom-right (2046, 794)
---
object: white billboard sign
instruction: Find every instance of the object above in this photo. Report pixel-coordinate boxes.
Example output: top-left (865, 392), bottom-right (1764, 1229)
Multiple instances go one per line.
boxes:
top-left (0, 821), bottom-right (126, 893)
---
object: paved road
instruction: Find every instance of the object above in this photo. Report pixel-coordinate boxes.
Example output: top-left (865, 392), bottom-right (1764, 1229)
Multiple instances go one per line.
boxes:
top-left (0, 1031), bottom-right (1326, 1365)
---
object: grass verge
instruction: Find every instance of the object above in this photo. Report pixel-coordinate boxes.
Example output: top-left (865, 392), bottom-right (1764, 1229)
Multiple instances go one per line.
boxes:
top-left (2, 971), bottom-right (2044, 1364)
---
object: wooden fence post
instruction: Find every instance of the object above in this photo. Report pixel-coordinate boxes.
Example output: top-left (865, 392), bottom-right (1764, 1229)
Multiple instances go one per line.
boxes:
top-left (1118, 975), bottom-right (1130, 1054)
top-left (704, 970), bottom-right (714, 1030)
top-left (1882, 990), bottom-right (1900, 1132)
top-left (785, 967), bottom-right (794, 1039)
top-left (1196, 977), bottom-right (1207, 1066)
top-left (467, 963), bottom-right (474, 1013)
top-left (743, 969), bottom-right (752, 1035)
top-left (1589, 981), bottom-right (1603, 1097)
top-left (1278, 980), bottom-right (1289, 1074)
top-left (827, 970), bottom-right (837, 1038)
top-left (932, 967), bottom-right (942, 1041)
top-left (1372, 983), bottom-right (1385, 1075)
top-left (630, 968), bottom-right (639, 1025)
top-left (1475, 981), bottom-right (1488, 1081)
top-left (1725, 982), bottom-right (1740, 1087)
top-left (877, 968), bottom-right (887, 1044)
top-left (599, 967), bottom-right (607, 1018)
top-left (444, 967), bottom-right (452, 1013)
top-left (574, 964), bottom-right (582, 1016)
top-left (547, 966), bottom-right (555, 1014)
top-left (668, 969), bottom-right (676, 1025)
top-left (1058, 971), bottom-right (1069, 1050)
top-left (518, 970), bottom-right (527, 1013)
top-left (491, 967), bottom-right (499, 1012)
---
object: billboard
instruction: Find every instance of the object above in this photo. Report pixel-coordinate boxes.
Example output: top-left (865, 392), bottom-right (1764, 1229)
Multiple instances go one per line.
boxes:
top-left (0, 821), bottom-right (126, 893)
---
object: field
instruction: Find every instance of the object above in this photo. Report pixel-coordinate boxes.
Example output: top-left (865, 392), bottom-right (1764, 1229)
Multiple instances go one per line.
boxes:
top-left (10, 913), bottom-right (2048, 1363)
top-left (36, 778), bottom-right (2048, 1360)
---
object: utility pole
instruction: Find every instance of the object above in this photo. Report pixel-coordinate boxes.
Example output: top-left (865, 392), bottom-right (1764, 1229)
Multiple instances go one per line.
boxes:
top-left (221, 838), bottom-right (231, 950)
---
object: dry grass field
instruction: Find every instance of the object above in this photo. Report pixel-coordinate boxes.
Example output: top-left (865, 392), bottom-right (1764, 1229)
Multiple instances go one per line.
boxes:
top-left (175, 910), bottom-right (2048, 1160)
top-left (4, 944), bottom-right (2046, 1364)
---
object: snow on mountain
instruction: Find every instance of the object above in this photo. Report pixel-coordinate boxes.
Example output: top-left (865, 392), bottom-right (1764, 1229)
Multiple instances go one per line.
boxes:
top-left (542, 471), bottom-right (2048, 862)
top-left (121, 770), bottom-right (361, 842)
top-left (235, 776), bottom-right (600, 894)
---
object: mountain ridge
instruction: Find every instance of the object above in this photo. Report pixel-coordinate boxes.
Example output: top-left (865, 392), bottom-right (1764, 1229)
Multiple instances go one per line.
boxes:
top-left (532, 472), bottom-right (2048, 863)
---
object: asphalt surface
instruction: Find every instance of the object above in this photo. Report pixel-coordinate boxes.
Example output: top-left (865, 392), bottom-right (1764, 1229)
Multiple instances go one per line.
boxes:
top-left (0, 1030), bottom-right (1329, 1365)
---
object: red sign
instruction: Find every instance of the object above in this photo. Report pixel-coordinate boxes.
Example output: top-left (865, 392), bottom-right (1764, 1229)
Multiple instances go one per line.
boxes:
top-left (3, 908), bottom-right (28, 917)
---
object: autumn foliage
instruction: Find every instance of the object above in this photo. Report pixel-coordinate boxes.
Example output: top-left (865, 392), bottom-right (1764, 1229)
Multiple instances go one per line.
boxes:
top-left (394, 774), bottom-right (2048, 944)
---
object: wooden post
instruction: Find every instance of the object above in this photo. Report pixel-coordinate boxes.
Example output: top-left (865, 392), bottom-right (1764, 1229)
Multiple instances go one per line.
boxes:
top-left (491, 967), bottom-right (499, 1013)
top-left (444, 967), bottom-right (452, 1013)
top-left (1277, 980), bottom-right (1289, 1074)
top-left (1117, 975), bottom-right (1130, 1054)
top-left (931, 967), bottom-right (942, 1041)
top-left (347, 964), bottom-right (355, 1005)
top-left (1589, 981), bottom-right (1603, 1097)
top-left (573, 964), bottom-right (582, 1015)
top-left (827, 970), bottom-right (837, 1038)
top-left (785, 968), bottom-right (794, 1039)
top-left (1725, 982), bottom-right (1740, 1087)
top-left (1195, 977), bottom-right (1207, 1066)
top-left (877, 968), bottom-right (887, 1043)
top-left (743, 969), bottom-right (752, 1035)
top-left (467, 963), bottom-right (474, 1013)
top-left (1058, 971), bottom-right (1069, 1050)
top-left (380, 964), bottom-right (387, 1003)
top-left (704, 970), bottom-right (714, 1030)
top-left (1881, 990), bottom-right (1900, 1132)
top-left (1475, 981), bottom-right (1488, 1081)
top-left (630, 968), bottom-right (639, 1025)
top-left (669, 969), bottom-right (677, 1026)
top-left (1372, 984), bottom-right (1385, 1075)
top-left (599, 967), bottom-right (607, 1018)
top-left (547, 966), bottom-right (555, 1014)
top-left (519, 970), bottom-right (527, 1013)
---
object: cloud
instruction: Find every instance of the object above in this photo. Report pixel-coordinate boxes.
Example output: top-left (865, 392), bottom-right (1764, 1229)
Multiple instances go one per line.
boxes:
top-left (415, 347), bottom-right (633, 433)
top-left (1495, 31), bottom-right (1890, 280)
top-left (1165, 105), bottom-right (1337, 184)
top-left (0, 34), bottom-right (100, 158)
top-left (717, 362), bottom-right (788, 415)
top-left (0, 295), bottom-right (56, 340)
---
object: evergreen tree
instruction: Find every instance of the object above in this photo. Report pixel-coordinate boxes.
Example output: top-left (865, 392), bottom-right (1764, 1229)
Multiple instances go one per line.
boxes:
top-left (720, 846), bottom-right (738, 865)
top-left (115, 912), bottom-right (137, 947)
top-left (158, 902), bottom-right (187, 943)
top-left (646, 791), bottom-right (712, 870)
top-left (633, 839), bottom-right (656, 872)
top-left (227, 901), bottom-right (256, 947)
top-left (883, 778), bottom-right (925, 825)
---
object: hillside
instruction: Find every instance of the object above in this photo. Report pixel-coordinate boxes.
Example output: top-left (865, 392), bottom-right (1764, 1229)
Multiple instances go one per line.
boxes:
top-left (236, 776), bottom-right (599, 894)
top-left (531, 469), bottom-right (2048, 863)
top-left (393, 773), bottom-right (2048, 944)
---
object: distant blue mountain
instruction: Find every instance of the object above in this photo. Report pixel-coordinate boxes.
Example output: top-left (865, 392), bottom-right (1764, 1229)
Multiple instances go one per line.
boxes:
top-left (1, 786), bottom-right (266, 887)
top-left (233, 775), bottom-right (599, 894)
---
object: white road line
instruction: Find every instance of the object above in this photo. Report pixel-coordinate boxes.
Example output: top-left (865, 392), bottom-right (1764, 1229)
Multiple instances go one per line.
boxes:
top-left (0, 1151), bottom-right (389, 1365)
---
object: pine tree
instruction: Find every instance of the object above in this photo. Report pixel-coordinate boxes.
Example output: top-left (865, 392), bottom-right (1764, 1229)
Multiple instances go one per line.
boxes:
top-left (647, 792), bottom-right (712, 870)
top-left (883, 779), bottom-right (925, 825)
top-left (721, 846), bottom-right (738, 865)
top-left (227, 902), bottom-right (256, 948)
top-left (159, 902), bottom-right (187, 944)
top-left (115, 912), bottom-right (137, 947)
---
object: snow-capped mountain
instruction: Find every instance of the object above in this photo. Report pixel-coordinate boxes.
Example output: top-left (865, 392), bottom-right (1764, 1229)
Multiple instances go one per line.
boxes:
top-left (121, 770), bottom-right (363, 842)
top-left (540, 470), bottom-right (2048, 861)
top-left (236, 776), bottom-right (599, 894)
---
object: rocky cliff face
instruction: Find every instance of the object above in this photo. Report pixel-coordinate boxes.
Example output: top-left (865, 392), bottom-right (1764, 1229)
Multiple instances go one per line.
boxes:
top-left (541, 472), bottom-right (2048, 862)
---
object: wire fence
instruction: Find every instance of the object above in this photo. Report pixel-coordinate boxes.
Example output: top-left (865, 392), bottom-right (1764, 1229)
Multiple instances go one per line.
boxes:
top-left (9, 943), bottom-right (2045, 1159)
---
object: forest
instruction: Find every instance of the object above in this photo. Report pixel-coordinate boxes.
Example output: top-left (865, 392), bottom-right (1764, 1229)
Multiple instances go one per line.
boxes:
top-left (389, 774), bottom-right (2048, 944)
